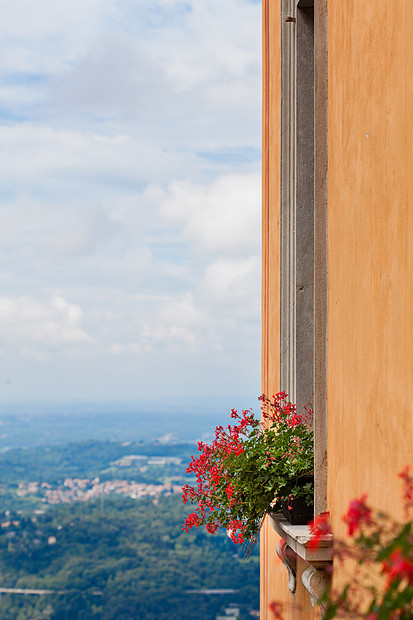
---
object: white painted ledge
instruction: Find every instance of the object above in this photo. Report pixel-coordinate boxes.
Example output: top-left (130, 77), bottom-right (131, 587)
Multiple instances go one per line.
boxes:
top-left (268, 512), bottom-right (333, 567)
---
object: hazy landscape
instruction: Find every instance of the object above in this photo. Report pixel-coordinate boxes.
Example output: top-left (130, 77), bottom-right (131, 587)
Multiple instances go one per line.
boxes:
top-left (0, 408), bottom-right (259, 619)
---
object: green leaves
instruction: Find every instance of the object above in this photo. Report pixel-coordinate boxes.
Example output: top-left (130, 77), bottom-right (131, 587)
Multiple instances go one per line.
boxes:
top-left (0, 495), bottom-right (259, 619)
top-left (320, 470), bottom-right (413, 618)
top-left (183, 394), bottom-right (314, 543)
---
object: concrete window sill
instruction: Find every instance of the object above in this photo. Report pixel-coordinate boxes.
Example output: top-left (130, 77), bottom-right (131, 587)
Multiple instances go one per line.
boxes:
top-left (268, 512), bottom-right (332, 566)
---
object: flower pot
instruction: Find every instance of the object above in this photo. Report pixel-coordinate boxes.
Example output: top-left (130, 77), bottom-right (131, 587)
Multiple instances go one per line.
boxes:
top-left (280, 475), bottom-right (314, 525)
top-left (281, 496), bottom-right (314, 525)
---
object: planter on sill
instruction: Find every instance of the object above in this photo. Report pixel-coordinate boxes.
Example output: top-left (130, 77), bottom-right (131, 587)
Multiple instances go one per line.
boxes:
top-left (281, 496), bottom-right (314, 525)
top-left (280, 474), bottom-right (314, 525)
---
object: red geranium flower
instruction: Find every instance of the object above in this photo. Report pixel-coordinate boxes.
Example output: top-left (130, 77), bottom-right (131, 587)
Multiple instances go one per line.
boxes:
top-left (398, 465), bottom-right (413, 516)
top-left (269, 601), bottom-right (284, 619)
top-left (382, 547), bottom-right (413, 587)
top-left (343, 494), bottom-right (373, 536)
top-left (308, 512), bottom-right (331, 550)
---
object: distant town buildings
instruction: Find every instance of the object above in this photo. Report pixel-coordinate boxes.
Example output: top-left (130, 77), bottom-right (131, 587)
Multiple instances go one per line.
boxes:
top-left (114, 454), bottom-right (182, 467)
top-left (16, 477), bottom-right (182, 505)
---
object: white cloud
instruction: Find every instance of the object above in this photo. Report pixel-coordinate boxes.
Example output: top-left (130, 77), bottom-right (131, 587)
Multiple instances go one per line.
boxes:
top-left (107, 342), bottom-right (142, 355)
top-left (52, 296), bottom-right (83, 325)
top-left (0, 0), bottom-right (262, 401)
top-left (0, 125), bottom-right (135, 184)
top-left (160, 172), bottom-right (261, 255)
top-left (159, 2), bottom-right (260, 95)
top-left (52, 36), bottom-right (168, 117)
top-left (104, 293), bottom-right (201, 355)
top-left (0, 193), bottom-right (126, 264)
top-left (141, 325), bottom-right (197, 348)
top-left (158, 293), bottom-right (201, 326)
top-left (0, 0), bottom-right (117, 74)
top-left (0, 295), bottom-right (91, 351)
top-left (202, 257), bottom-right (259, 301)
top-left (0, 124), bottom-right (200, 195)
top-left (0, 0), bottom-right (261, 151)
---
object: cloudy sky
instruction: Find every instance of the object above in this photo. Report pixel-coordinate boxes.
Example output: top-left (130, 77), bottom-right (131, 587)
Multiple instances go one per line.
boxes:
top-left (0, 0), bottom-right (262, 406)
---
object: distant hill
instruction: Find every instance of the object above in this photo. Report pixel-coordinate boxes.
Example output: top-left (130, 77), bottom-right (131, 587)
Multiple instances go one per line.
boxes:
top-left (0, 495), bottom-right (259, 619)
top-left (0, 412), bottom-right (260, 619)
top-left (0, 402), bottom-right (240, 449)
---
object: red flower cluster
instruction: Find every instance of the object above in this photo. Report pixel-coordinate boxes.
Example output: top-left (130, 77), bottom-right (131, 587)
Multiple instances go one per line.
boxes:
top-left (398, 465), bottom-right (413, 517)
top-left (259, 392), bottom-right (312, 429)
top-left (182, 393), bottom-right (314, 544)
top-left (308, 511), bottom-right (332, 550)
top-left (343, 493), bottom-right (373, 536)
top-left (309, 468), bottom-right (413, 619)
top-left (182, 408), bottom-right (257, 544)
top-left (382, 548), bottom-right (413, 587)
top-left (182, 512), bottom-right (200, 532)
top-left (269, 601), bottom-right (284, 619)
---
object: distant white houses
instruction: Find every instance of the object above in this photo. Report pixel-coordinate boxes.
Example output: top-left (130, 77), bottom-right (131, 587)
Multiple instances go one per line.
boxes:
top-left (15, 477), bottom-right (182, 504)
top-left (215, 605), bottom-right (241, 619)
top-left (114, 454), bottom-right (182, 467)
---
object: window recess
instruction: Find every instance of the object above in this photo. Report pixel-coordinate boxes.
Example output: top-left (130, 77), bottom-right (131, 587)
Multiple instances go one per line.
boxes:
top-left (280, 0), bottom-right (314, 411)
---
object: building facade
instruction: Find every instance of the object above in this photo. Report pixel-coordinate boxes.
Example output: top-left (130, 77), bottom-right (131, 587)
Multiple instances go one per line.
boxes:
top-left (261, 1), bottom-right (413, 616)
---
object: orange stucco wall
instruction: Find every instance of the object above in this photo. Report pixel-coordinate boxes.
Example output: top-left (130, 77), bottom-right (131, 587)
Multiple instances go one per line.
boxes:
top-left (327, 0), bottom-right (413, 538)
top-left (262, 0), bottom-right (413, 616)
top-left (260, 0), bottom-right (283, 615)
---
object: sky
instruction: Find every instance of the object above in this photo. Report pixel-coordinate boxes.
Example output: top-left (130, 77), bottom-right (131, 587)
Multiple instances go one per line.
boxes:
top-left (0, 0), bottom-right (262, 407)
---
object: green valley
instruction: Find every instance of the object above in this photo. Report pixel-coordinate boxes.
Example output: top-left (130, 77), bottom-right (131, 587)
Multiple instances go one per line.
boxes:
top-left (0, 441), bottom-right (259, 619)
